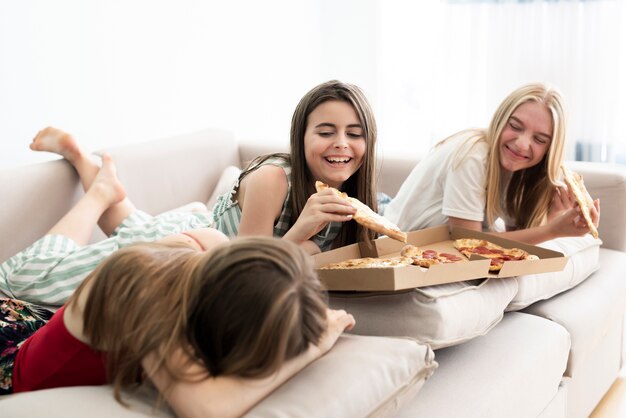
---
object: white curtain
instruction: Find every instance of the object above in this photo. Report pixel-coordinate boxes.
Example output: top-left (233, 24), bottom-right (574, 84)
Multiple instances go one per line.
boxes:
top-left (377, 0), bottom-right (626, 163)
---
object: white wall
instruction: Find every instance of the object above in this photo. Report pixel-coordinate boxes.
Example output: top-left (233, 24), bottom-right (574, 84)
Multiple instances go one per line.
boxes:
top-left (0, 0), bottom-right (379, 168)
top-left (2, 0), bottom-right (625, 169)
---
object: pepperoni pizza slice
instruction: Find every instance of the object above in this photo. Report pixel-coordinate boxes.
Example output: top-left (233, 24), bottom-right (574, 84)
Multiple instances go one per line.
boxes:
top-left (400, 244), bottom-right (464, 268)
top-left (453, 238), bottom-right (538, 272)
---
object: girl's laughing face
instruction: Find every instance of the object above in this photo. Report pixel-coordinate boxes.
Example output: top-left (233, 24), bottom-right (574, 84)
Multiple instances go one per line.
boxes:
top-left (304, 100), bottom-right (366, 188)
top-left (499, 101), bottom-right (552, 173)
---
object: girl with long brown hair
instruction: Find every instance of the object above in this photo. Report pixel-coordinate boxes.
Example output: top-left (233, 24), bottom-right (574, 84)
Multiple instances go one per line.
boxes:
top-left (385, 83), bottom-right (600, 244)
top-left (212, 80), bottom-right (378, 254)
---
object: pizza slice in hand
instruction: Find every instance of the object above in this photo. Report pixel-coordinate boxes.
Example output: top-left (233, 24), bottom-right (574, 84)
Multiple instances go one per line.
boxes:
top-left (561, 165), bottom-right (599, 239)
top-left (315, 181), bottom-right (408, 243)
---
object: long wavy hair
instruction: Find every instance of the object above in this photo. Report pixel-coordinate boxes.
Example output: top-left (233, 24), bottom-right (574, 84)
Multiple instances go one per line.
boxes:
top-left (71, 237), bottom-right (328, 403)
top-left (441, 83), bottom-right (566, 229)
top-left (239, 80), bottom-right (378, 247)
top-left (485, 83), bottom-right (566, 229)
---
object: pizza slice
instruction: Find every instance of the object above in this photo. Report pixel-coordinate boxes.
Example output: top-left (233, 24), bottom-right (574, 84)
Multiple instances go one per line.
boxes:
top-left (561, 165), bottom-right (599, 239)
top-left (400, 244), bottom-right (464, 268)
top-left (453, 238), bottom-right (538, 272)
top-left (320, 256), bottom-right (413, 270)
top-left (315, 181), bottom-right (408, 243)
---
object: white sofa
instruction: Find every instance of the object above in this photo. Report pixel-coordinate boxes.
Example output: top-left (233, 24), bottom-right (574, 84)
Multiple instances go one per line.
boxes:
top-left (1, 128), bottom-right (626, 417)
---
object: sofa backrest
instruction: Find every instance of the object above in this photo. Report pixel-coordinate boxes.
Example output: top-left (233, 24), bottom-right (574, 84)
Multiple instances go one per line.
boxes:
top-left (3, 132), bottom-right (624, 264)
top-left (0, 128), bottom-right (238, 263)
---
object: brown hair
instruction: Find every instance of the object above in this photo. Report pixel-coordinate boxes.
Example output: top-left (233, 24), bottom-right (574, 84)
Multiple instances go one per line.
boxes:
top-left (72, 237), bottom-right (327, 402)
top-left (186, 236), bottom-right (327, 377)
top-left (239, 80), bottom-right (378, 247)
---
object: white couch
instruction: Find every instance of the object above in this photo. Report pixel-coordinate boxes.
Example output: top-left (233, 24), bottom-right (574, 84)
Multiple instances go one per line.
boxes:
top-left (1, 128), bottom-right (626, 417)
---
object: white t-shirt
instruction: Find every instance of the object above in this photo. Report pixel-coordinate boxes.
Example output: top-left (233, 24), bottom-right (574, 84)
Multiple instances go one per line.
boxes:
top-left (384, 135), bottom-right (489, 232)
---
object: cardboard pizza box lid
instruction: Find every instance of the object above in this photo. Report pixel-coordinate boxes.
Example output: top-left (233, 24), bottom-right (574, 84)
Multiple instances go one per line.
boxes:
top-left (313, 225), bottom-right (568, 292)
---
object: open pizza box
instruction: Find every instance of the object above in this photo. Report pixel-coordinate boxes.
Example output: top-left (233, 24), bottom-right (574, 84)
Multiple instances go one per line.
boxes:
top-left (313, 225), bottom-right (568, 291)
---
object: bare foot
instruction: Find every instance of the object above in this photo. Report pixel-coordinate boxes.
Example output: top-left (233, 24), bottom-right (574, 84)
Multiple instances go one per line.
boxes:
top-left (30, 127), bottom-right (83, 162)
top-left (87, 153), bottom-right (126, 206)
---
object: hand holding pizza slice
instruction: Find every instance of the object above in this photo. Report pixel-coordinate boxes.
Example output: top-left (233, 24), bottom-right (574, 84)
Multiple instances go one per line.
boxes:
top-left (315, 181), bottom-right (408, 243)
top-left (561, 165), bottom-right (599, 239)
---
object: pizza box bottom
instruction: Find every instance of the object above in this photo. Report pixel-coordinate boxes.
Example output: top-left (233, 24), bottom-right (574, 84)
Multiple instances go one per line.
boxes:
top-left (313, 225), bottom-right (568, 292)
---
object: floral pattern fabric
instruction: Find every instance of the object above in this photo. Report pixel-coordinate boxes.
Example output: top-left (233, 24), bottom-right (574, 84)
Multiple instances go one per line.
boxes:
top-left (0, 298), bottom-right (53, 395)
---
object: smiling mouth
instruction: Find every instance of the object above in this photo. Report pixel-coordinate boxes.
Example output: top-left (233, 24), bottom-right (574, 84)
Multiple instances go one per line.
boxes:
top-left (505, 144), bottom-right (528, 160)
top-left (324, 157), bottom-right (352, 165)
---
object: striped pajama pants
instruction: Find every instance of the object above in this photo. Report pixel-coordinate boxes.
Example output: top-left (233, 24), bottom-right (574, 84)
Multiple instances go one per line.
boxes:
top-left (0, 210), bottom-right (212, 306)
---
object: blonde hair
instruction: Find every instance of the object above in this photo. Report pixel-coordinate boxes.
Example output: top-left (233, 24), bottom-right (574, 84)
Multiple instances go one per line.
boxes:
top-left (71, 237), bottom-right (327, 403)
top-left (485, 83), bottom-right (566, 229)
top-left (441, 83), bottom-right (566, 229)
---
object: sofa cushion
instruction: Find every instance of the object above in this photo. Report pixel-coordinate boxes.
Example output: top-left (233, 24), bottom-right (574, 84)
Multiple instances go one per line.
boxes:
top-left (0, 385), bottom-right (171, 417)
top-left (206, 165), bottom-right (241, 210)
top-left (246, 335), bottom-right (436, 417)
top-left (396, 312), bottom-right (570, 418)
top-left (506, 235), bottom-right (601, 311)
top-left (163, 201), bottom-right (209, 214)
top-left (522, 248), bottom-right (626, 378)
top-left (329, 277), bottom-right (518, 349)
top-left (0, 335), bottom-right (436, 418)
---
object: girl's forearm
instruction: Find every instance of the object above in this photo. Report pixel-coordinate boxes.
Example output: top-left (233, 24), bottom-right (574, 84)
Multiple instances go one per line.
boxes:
top-left (150, 346), bottom-right (321, 418)
top-left (496, 225), bottom-right (556, 245)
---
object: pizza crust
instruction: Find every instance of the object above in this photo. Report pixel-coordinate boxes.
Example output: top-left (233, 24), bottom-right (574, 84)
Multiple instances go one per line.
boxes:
top-left (561, 165), bottom-right (599, 239)
top-left (320, 256), bottom-right (413, 270)
top-left (315, 181), bottom-right (408, 243)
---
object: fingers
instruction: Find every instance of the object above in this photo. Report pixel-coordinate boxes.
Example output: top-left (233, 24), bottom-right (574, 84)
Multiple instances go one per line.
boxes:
top-left (311, 191), bottom-right (357, 208)
top-left (548, 185), bottom-right (573, 224)
top-left (327, 308), bottom-right (356, 332)
top-left (553, 185), bottom-right (574, 208)
top-left (591, 198), bottom-right (601, 226)
top-left (305, 192), bottom-right (357, 217)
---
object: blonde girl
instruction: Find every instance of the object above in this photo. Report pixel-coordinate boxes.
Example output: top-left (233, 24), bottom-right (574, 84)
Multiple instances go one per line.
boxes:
top-left (4, 237), bottom-right (355, 417)
top-left (212, 80), bottom-right (378, 254)
top-left (385, 82), bottom-right (600, 244)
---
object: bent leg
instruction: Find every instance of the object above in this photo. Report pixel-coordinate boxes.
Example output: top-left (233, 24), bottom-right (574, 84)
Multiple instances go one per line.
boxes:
top-left (46, 153), bottom-right (126, 245)
top-left (31, 127), bottom-right (135, 236)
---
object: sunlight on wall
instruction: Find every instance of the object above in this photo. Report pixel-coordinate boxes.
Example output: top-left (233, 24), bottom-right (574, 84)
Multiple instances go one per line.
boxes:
top-left (377, 0), bottom-right (626, 162)
top-left (1, 0), bottom-right (624, 168)
top-left (0, 1), bottom-right (332, 167)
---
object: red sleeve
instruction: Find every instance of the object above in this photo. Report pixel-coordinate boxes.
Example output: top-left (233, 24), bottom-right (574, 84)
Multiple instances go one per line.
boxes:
top-left (12, 306), bottom-right (107, 392)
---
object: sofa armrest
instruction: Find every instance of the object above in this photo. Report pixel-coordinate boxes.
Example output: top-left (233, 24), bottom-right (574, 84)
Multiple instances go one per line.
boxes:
top-left (568, 161), bottom-right (626, 252)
